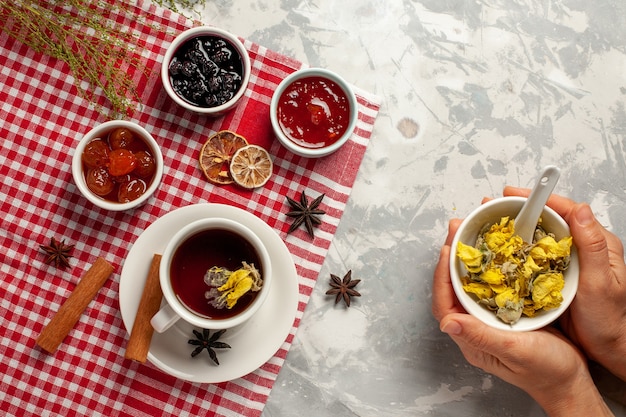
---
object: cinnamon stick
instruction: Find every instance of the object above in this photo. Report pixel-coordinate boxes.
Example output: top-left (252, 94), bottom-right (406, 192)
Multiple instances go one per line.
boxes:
top-left (124, 254), bottom-right (163, 362)
top-left (36, 257), bottom-right (115, 354)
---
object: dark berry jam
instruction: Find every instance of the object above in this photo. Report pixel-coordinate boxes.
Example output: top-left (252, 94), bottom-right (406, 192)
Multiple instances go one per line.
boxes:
top-left (170, 228), bottom-right (262, 320)
top-left (168, 35), bottom-right (244, 108)
top-left (276, 76), bottom-right (351, 149)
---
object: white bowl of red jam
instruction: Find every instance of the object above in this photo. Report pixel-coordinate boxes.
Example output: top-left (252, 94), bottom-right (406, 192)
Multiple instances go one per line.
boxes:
top-left (270, 68), bottom-right (358, 158)
top-left (72, 120), bottom-right (164, 211)
top-left (161, 26), bottom-right (251, 116)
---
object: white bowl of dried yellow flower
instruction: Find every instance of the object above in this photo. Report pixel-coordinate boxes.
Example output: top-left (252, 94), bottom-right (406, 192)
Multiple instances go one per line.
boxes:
top-left (449, 197), bottom-right (579, 332)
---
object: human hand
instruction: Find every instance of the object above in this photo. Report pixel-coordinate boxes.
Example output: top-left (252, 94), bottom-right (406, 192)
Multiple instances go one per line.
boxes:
top-left (432, 218), bottom-right (613, 417)
top-left (504, 186), bottom-right (626, 381)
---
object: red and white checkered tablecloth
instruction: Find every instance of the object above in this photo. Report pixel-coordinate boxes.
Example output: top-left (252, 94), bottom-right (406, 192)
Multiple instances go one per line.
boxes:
top-left (0, 1), bottom-right (380, 416)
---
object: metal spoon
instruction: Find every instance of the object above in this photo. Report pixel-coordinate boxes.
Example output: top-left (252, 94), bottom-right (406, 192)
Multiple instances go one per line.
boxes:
top-left (514, 165), bottom-right (561, 243)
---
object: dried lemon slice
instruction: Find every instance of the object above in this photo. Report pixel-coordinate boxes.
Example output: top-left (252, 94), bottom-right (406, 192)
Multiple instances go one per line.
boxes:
top-left (199, 130), bottom-right (248, 185)
top-left (229, 145), bottom-right (273, 189)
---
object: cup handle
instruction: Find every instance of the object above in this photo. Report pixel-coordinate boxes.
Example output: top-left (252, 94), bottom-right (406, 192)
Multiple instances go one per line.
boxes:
top-left (150, 303), bottom-right (180, 333)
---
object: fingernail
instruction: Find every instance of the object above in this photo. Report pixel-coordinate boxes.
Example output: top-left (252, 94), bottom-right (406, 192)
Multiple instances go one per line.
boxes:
top-left (575, 204), bottom-right (594, 226)
top-left (441, 320), bottom-right (462, 335)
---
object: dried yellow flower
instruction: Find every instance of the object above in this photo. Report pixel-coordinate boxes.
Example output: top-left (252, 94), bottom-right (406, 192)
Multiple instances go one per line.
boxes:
top-left (531, 273), bottom-right (565, 310)
top-left (217, 268), bottom-right (258, 309)
top-left (457, 217), bottom-right (571, 324)
top-left (457, 242), bottom-right (484, 273)
top-left (204, 262), bottom-right (263, 309)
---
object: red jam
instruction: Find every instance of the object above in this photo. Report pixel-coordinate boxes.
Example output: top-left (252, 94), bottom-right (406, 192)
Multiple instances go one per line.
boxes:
top-left (277, 76), bottom-right (351, 149)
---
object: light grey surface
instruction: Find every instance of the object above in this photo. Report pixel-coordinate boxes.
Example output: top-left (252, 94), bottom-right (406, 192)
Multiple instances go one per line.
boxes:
top-left (181, 1), bottom-right (626, 415)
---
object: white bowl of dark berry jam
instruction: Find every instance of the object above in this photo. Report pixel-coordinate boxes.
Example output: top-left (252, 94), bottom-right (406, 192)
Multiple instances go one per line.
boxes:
top-left (72, 120), bottom-right (163, 211)
top-left (161, 26), bottom-right (251, 116)
top-left (270, 67), bottom-right (358, 158)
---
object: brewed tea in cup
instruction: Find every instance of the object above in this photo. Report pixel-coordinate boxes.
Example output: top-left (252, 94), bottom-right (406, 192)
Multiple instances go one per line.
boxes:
top-left (151, 217), bottom-right (272, 332)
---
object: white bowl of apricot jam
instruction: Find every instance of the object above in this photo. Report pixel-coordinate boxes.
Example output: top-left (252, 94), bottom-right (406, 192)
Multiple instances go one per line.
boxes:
top-left (72, 120), bottom-right (164, 211)
top-left (270, 68), bottom-right (358, 158)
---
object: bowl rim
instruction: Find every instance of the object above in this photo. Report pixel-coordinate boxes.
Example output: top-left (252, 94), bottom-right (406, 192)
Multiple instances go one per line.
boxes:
top-left (449, 196), bottom-right (579, 332)
top-left (160, 26), bottom-right (251, 115)
top-left (71, 120), bottom-right (164, 211)
top-left (269, 67), bottom-right (359, 158)
top-left (158, 217), bottom-right (273, 329)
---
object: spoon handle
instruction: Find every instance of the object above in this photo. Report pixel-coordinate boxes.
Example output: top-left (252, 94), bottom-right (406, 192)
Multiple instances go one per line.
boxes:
top-left (515, 165), bottom-right (561, 243)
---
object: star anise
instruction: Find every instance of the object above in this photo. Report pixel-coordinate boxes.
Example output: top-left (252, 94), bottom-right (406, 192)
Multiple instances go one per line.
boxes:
top-left (188, 329), bottom-right (231, 365)
top-left (326, 270), bottom-right (361, 307)
top-left (285, 191), bottom-right (325, 238)
top-left (40, 237), bottom-right (74, 269)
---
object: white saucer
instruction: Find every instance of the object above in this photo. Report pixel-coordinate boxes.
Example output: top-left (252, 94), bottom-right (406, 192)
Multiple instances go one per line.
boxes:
top-left (119, 203), bottom-right (299, 383)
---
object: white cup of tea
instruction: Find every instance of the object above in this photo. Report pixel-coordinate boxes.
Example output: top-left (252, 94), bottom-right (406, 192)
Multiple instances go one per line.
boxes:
top-left (150, 217), bottom-right (272, 333)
